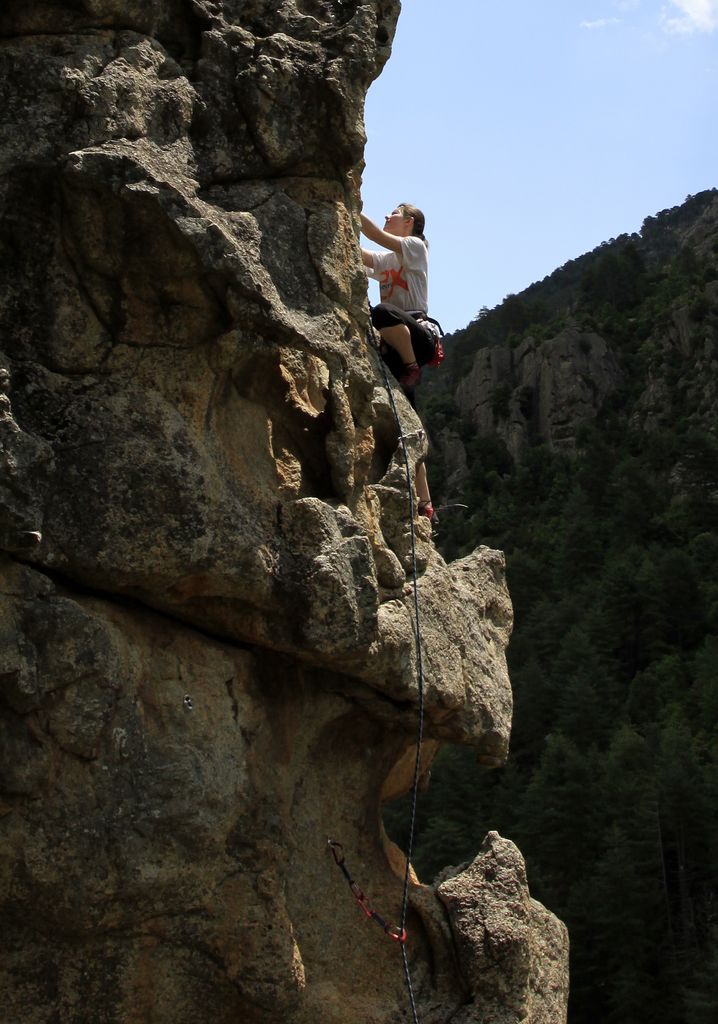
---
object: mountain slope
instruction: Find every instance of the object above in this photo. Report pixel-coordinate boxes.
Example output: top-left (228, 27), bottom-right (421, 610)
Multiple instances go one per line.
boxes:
top-left (391, 188), bottom-right (718, 1024)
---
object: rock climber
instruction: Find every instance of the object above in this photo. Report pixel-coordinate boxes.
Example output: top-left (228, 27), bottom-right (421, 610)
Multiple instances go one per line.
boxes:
top-left (350, 174), bottom-right (439, 524)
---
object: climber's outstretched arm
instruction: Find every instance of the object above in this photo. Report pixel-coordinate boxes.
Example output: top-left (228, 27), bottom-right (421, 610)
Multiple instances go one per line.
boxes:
top-left (348, 172), bottom-right (402, 255)
top-left (359, 212), bottom-right (402, 254)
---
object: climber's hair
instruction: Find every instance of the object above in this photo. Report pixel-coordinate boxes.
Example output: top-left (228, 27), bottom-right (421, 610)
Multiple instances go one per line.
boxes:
top-left (398, 203), bottom-right (427, 245)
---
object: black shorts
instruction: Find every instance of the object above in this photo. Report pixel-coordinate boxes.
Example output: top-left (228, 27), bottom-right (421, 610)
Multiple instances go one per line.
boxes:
top-left (370, 303), bottom-right (437, 366)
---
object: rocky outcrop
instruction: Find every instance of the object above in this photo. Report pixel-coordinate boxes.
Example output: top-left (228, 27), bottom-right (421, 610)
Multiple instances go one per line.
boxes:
top-left (455, 326), bottom-right (623, 458)
top-left (0, 2), bottom-right (568, 1022)
top-left (436, 833), bottom-right (569, 1024)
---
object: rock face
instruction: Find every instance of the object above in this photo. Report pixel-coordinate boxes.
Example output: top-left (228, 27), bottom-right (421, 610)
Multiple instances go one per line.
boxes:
top-left (437, 834), bottom-right (570, 1024)
top-left (0, 3), bottom-right (568, 1022)
top-left (633, 279), bottom-right (718, 434)
top-left (456, 326), bottom-right (623, 458)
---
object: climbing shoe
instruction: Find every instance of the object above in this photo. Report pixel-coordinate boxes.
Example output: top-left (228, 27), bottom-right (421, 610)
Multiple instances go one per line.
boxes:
top-left (398, 362), bottom-right (422, 388)
top-left (418, 500), bottom-right (435, 524)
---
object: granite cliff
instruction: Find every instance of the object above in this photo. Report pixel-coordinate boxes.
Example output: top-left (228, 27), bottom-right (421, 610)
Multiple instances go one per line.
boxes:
top-left (0, 3), bottom-right (568, 1021)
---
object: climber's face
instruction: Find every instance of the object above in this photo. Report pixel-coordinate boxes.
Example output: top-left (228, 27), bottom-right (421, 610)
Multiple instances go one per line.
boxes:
top-left (384, 207), bottom-right (414, 237)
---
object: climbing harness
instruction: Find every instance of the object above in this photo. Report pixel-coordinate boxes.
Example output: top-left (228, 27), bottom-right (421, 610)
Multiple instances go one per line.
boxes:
top-left (409, 310), bottom-right (445, 367)
top-left (327, 839), bottom-right (407, 943)
top-left (328, 315), bottom-right (427, 1024)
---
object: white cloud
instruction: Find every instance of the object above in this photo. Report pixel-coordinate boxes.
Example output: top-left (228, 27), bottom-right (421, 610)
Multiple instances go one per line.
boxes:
top-left (581, 17), bottom-right (623, 28)
top-left (660, 0), bottom-right (718, 33)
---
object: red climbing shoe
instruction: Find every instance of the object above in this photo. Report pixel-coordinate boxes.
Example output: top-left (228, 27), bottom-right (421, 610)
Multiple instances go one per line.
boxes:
top-left (418, 500), bottom-right (435, 524)
top-left (398, 362), bottom-right (422, 388)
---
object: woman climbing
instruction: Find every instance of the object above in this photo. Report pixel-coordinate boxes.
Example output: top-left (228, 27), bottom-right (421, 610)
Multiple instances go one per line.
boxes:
top-left (351, 177), bottom-right (439, 523)
top-left (359, 202), bottom-right (437, 389)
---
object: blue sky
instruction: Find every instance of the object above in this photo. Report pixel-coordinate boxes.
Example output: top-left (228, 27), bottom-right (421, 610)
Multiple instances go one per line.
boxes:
top-left (361, 0), bottom-right (718, 332)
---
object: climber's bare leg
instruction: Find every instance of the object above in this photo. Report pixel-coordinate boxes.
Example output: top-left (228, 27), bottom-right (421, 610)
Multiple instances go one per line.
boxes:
top-left (379, 324), bottom-right (417, 366)
top-left (416, 462), bottom-right (431, 504)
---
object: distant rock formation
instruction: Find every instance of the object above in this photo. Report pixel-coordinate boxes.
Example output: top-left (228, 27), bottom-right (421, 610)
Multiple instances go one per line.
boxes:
top-left (0, 3), bottom-right (568, 1022)
top-left (456, 326), bottom-right (623, 458)
top-left (434, 198), bottom-right (718, 500)
top-left (634, 279), bottom-right (718, 434)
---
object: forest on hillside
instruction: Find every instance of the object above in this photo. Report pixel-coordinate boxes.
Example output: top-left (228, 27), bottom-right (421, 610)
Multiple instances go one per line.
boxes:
top-left (386, 191), bottom-right (718, 1023)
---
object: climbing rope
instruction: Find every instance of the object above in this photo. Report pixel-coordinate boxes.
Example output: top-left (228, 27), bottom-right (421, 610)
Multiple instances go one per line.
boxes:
top-left (328, 317), bottom-right (426, 1024)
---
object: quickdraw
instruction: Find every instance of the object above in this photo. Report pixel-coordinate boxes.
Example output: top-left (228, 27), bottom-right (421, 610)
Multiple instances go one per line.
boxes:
top-left (327, 839), bottom-right (407, 944)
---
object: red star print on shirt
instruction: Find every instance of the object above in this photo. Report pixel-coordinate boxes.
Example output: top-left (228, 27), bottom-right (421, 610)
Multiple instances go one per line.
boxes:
top-left (379, 266), bottom-right (408, 301)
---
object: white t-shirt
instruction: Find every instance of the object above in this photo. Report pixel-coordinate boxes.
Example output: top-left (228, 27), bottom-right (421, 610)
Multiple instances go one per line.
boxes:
top-left (366, 235), bottom-right (429, 313)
